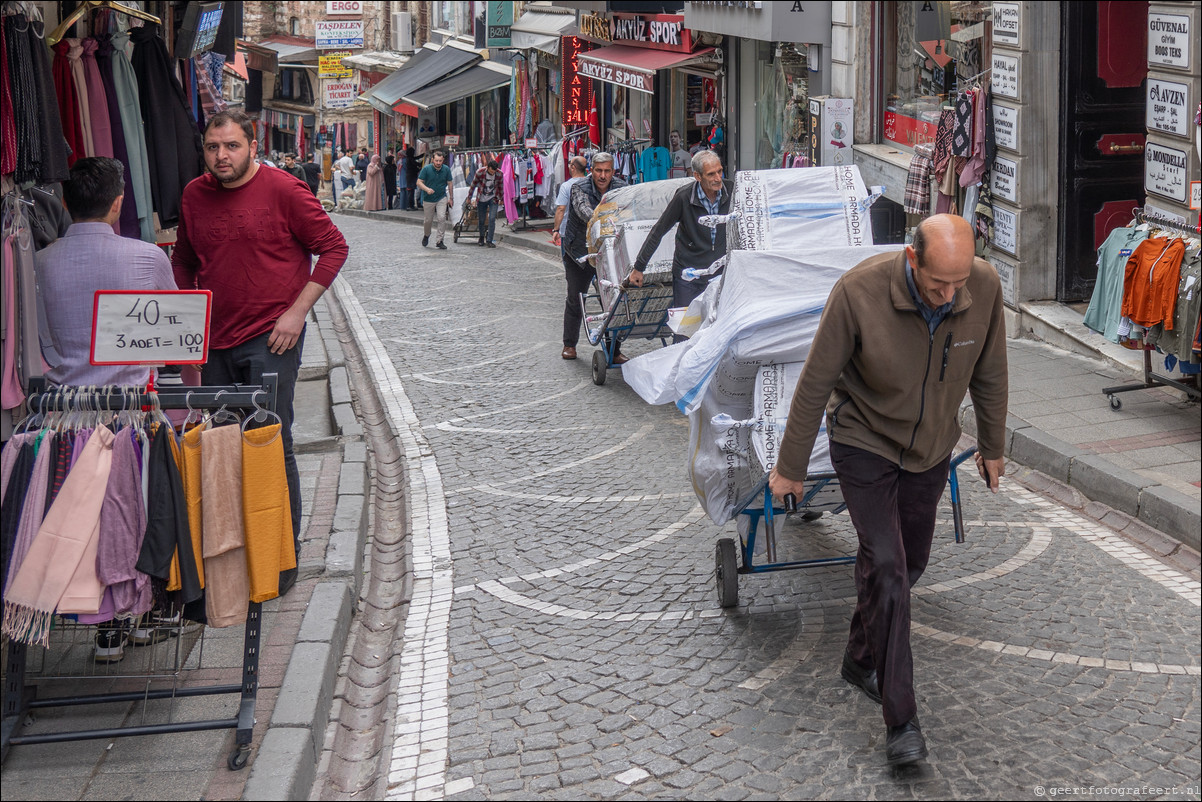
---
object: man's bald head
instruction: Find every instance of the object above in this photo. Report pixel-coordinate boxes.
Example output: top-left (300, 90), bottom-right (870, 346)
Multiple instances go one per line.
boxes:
top-left (906, 214), bottom-right (976, 308)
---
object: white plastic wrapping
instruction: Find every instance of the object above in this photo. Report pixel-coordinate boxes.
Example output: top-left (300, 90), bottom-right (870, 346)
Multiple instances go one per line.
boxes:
top-left (624, 245), bottom-right (901, 523)
top-left (731, 165), bottom-right (874, 251)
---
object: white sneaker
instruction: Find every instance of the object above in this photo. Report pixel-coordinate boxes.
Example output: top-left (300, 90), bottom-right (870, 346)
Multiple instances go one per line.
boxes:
top-left (94, 629), bottom-right (127, 663)
top-left (129, 611), bottom-right (182, 646)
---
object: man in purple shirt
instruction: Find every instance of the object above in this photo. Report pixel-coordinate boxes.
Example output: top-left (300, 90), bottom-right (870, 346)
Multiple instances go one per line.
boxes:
top-left (35, 157), bottom-right (178, 388)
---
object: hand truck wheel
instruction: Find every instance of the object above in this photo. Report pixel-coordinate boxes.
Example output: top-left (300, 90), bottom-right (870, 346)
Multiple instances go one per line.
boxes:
top-left (228, 744), bottom-right (251, 770)
top-left (591, 349), bottom-right (607, 385)
top-left (716, 538), bottom-right (738, 608)
top-left (453, 223), bottom-right (461, 243)
top-left (1108, 394), bottom-right (1122, 410)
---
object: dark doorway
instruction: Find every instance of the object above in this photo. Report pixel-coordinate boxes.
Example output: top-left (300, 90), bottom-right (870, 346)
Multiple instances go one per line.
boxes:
top-left (1056, 0), bottom-right (1148, 302)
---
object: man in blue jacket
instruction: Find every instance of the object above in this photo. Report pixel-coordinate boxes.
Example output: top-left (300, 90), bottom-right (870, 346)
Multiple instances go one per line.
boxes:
top-left (626, 150), bottom-right (732, 318)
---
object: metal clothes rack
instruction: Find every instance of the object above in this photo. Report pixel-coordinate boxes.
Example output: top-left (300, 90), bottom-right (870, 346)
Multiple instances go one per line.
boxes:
top-left (1, 375), bottom-right (280, 771)
top-left (1101, 210), bottom-right (1201, 409)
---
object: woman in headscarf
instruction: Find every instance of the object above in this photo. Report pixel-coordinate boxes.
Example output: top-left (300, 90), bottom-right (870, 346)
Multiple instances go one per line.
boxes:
top-left (363, 153), bottom-right (384, 211)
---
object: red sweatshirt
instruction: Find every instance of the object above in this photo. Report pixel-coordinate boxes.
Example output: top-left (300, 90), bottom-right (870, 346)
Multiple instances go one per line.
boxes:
top-left (172, 165), bottom-right (348, 349)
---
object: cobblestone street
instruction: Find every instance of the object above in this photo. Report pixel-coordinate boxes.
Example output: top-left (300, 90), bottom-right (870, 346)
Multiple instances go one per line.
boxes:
top-left (331, 216), bottom-right (1201, 801)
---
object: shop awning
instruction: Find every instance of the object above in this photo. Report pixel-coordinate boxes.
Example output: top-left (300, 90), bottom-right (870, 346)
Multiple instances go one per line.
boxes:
top-left (238, 39), bottom-right (279, 73)
top-left (361, 42), bottom-right (481, 115)
top-left (576, 44), bottom-right (716, 95)
top-left (510, 10), bottom-right (576, 55)
top-left (256, 36), bottom-right (319, 66)
top-left (342, 50), bottom-right (411, 73)
top-left (398, 61), bottom-right (512, 111)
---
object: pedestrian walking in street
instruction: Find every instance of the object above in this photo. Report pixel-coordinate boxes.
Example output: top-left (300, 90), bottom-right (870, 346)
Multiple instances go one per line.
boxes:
top-left (768, 213), bottom-right (1008, 767)
top-left (383, 154), bottom-right (398, 210)
top-left (551, 155), bottom-right (587, 253)
top-left (562, 152), bottom-right (627, 361)
top-left (416, 149), bottom-right (453, 249)
top-left (280, 152), bottom-right (307, 185)
top-left (403, 146), bottom-right (420, 211)
top-left (334, 149), bottom-right (356, 203)
top-left (355, 147), bottom-right (369, 182)
top-left (172, 109), bottom-right (349, 597)
top-left (626, 150), bottom-right (732, 341)
top-left (467, 159), bottom-right (502, 247)
top-left (364, 154), bottom-right (384, 212)
top-left (301, 152), bottom-right (322, 196)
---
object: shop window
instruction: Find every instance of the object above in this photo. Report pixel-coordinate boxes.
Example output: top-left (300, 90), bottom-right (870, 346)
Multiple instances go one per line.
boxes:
top-left (433, 1), bottom-right (479, 40)
top-left (881, 1), bottom-right (992, 150)
top-left (274, 68), bottom-right (314, 105)
top-left (755, 41), bottom-right (809, 169)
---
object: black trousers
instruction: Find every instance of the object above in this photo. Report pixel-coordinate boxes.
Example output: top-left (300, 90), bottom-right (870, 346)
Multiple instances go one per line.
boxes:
top-left (562, 246), bottom-right (594, 348)
top-left (202, 328), bottom-right (305, 586)
top-left (831, 440), bottom-right (951, 728)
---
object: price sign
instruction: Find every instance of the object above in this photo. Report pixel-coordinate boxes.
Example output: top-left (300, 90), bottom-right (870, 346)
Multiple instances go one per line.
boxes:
top-left (90, 290), bottom-right (212, 366)
top-left (524, 137), bottom-right (539, 147)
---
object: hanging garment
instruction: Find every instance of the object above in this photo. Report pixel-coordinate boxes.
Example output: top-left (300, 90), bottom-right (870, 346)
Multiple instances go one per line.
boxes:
top-left (135, 424), bottom-right (201, 604)
top-left (1084, 226), bottom-right (1152, 343)
top-left (94, 34), bottom-right (141, 238)
top-left (180, 425), bottom-right (206, 588)
top-left (2, 427), bottom-right (115, 645)
top-left (201, 425), bottom-right (250, 627)
top-left (66, 39), bottom-right (96, 158)
top-left (640, 147), bottom-right (670, 182)
top-left (80, 38), bottom-right (114, 159)
top-left (501, 154), bottom-right (518, 223)
top-left (129, 24), bottom-right (203, 230)
top-left (110, 30), bottom-right (156, 242)
top-left (951, 90), bottom-right (974, 158)
top-left (1123, 238), bottom-right (1187, 328)
top-left (1, 434), bottom-right (36, 594)
top-left (1, 236), bottom-right (26, 409)
top-left (242, 423), bottom-right (296, 602)
top-left (4, 432), bottom-right (53, 598)
top-left (960, 88), bottom-right (990, 188)
top-left (903, 144), bottom-right (934, 216)
top-left (45, 428), bottom-right (74, 510)
top-left (931, 108), bottom-right (955, 183)
top-left (7, 16), bottom-right (69, 184)
top-left (52, 39), bottom-right (88, 166)
top-left (95, 427), bottom-right (152, 618)
top-left (0, 19), bottom-right (17, 175)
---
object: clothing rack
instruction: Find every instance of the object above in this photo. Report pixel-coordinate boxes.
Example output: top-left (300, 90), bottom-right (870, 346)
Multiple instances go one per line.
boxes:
top-left (1100, 210), bottom-right (1201, 409)
top-left (955, 66), bottom-right (991, 90)
top-left (1, 375), bottom-right (279, 771)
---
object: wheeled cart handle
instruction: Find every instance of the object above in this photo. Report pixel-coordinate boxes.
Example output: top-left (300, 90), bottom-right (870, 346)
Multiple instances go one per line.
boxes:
top-left (782, 494), bottom-right (798, 514)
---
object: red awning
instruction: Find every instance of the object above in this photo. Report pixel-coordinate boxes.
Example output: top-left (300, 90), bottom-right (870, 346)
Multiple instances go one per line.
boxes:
top-left (576, 44), bottom-right (716, 95)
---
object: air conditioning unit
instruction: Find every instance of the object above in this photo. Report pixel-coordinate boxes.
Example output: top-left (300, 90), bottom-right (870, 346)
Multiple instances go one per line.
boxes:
top-left (392, 12), bottom-right (413, 53)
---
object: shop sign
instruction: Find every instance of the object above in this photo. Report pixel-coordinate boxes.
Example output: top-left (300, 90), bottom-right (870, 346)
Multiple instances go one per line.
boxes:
top-left (1191, 181), bottom-right (1201, 210)
top-left (560, 36), bottom-right (594, 129)
top-left (1147, 13), bottom-right (1190, 69)
top-left (991, 3), bottom-right (1020, 48)
top-left (883, 111), bottom-right (937, 149)
top-left (683, 2), bottom-right (830, 45)
top-left (324, 81), bottom-right (357, 109)
top-left (992, 103), bottom-right (1019, 152)
top-left (316, 20), bottom-right (364, 49)
top-left (90, 290), bottom-right (212, 366)
top-left (992, 204), bottom-right (1018, 255)
top-left (578, 58), bottom-right (653, 94)
top-left (326, 1), bottom-right (361, 15)
top-left (611, 13), bottom-right (692, 53)
top-left (486, 1), bottom-right (512, 48)
top-left (990, 256), bottom-right (1016, 308)
top-left (1147, 78), bottom-right (1191, 139)
top-left (991, 53), bottom-right (1019, 99)
top-left (319, 51), bottom-right (353, 78)
top-left (991, 154), bottom-right (1018, 202)
top-left (579, 13), bottom-right (613, 43)
top-left (1144, 201), bottom-right (1188, 225)
top-left (443, 134), bottom-right (461, 146)
top-left (524, 137), bottom-right (539, 148)
top-left (1144, 141), bottom-right (1189, 203)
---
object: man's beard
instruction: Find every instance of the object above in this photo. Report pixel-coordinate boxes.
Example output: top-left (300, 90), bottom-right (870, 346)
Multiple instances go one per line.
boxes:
top-left (210, 155), bottom-right (252, 184)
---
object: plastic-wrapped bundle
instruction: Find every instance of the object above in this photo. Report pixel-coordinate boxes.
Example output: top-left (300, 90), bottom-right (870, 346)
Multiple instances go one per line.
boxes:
top-left (587, 179), bottom-right (693, 311)
top-left (731, 165), bottom-right (874, 251)
top-left (624, 245), bottom-right (901, 523)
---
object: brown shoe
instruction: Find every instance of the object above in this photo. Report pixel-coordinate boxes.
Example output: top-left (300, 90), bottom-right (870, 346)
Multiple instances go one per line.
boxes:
top-left (613, 353), bottom-right (629, 365)
top-left (561, 346), bottom-right (577, 360)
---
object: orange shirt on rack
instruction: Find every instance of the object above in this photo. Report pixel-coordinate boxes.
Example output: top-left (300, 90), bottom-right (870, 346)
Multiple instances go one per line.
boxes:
top-left (1122, 237), bottom-right (1185, 329)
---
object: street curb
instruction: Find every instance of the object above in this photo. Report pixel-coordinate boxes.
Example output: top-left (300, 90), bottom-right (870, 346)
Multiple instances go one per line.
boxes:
top-left (245, 296), bottom-right (369, 801)
top-left (961, 403), bottom-right (1200, 550)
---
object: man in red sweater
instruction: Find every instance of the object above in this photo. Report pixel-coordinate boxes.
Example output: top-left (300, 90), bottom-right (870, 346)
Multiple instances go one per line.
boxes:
top-left (173, 110), bottom-right (348, 595)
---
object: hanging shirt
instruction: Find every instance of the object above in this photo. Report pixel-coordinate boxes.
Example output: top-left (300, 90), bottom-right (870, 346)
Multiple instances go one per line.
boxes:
top-left (1122, 237), bottom-right (1187, 328)
top-left (640, 147), bottom-right (670, 182)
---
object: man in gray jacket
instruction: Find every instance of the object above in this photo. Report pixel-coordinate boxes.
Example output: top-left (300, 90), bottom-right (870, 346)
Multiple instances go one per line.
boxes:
top-left (769, 214), bottom-right (1008, 767)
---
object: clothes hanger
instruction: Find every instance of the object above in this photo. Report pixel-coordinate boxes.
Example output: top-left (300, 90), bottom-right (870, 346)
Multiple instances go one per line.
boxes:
top-left (47, 0), bottom-right (160, 46)
top-left (242, 390), bottom-right (282, 444)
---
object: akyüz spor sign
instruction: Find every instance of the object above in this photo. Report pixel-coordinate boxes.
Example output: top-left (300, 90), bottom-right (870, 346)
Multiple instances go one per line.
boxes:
top-left (578, 58), bottom-right (653, 94)
top-left (611, 14), bottom-right (692, 53)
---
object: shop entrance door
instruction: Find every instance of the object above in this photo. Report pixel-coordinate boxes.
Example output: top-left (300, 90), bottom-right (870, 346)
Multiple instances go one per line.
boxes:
top-left (1056, 0), bottom-right (1148, 302)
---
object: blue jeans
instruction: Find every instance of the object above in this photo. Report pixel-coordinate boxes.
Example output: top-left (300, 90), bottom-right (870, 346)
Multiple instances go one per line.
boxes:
top-left (477, 200), bottom-right (497, 243)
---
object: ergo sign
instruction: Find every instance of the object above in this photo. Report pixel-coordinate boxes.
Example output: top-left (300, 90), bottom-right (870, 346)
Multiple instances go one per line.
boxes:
top-left (326, 1), bottom-right (362, 14)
